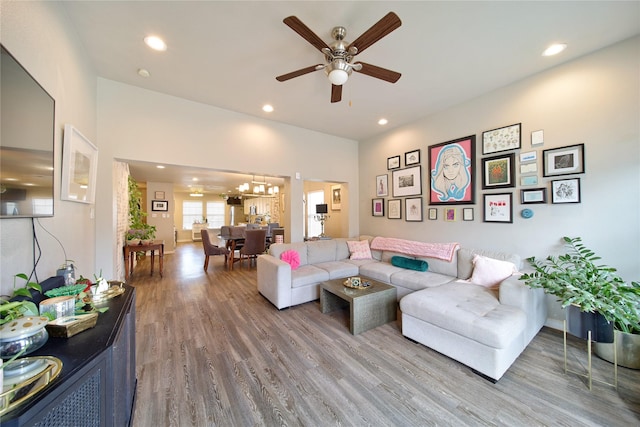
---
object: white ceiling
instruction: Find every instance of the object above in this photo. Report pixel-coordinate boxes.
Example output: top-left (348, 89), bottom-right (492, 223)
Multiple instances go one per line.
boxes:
top-left (62, 1), bottom-right (640, 194)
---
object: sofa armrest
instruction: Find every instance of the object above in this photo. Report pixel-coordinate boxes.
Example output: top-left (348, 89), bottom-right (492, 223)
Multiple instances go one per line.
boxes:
top-left (257, 254), bottom-right (292, 309)
top-left (499, 273), bottom-right (547, 342)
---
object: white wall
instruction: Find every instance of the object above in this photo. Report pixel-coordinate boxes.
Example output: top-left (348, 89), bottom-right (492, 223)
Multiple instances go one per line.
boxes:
top-left (95, 80), bottom-right (360, 278)
top-left (359, 37), bottom-right (640, 291)
top-left (0, 1), bottom-right (97, 295)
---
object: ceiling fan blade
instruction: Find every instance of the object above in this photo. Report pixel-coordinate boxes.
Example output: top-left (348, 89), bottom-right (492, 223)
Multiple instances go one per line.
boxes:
top-left (347, 12), bottom-right (401, 55)
top-left (331, 85), bottom-right (342, 103)
top-left (354, 62), bottom-right (401, 83)
top-left (283, 16), bottom-right (330, 52)
top-left (276, 64), bottom-right (323, 82)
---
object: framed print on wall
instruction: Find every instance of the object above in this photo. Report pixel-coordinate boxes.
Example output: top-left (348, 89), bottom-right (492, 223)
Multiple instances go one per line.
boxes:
top-left (482, 153), bottom-right (515, 189)
top-left (428, 135), bottom-right (475, 205)
top-left (551, 178), bottom-right (581, 204)
top-left (376, 174), bottom-right (388, 197)
top-left (482, 123), bottom-right (521, 154)
top-left (543, 143), bottom-right (585, 177)
top-left (405, 149), bottom-right (421, 166)
top-left (387, 155), bottom-right (400, 170)
top-left (463, 208), bottom-right (474, 221)
top-left (154, 191), bottom-right (165, 199)
top-left (405, 197), bottom-right (423, 222)
top-left (388, 199), bottom-right (401, 219)
top-left (152, 200), bottom-right (168, 211)
top-left (331, 185), bottom-right (341, 210)
top-left (483, 193), bottom-right (513, 223)
top-left (521, 188), bottom-right (547, 204)
top-left (445, 208), bottom-right (456, 221)
top-left (61, 124), bottom-right (98, 204)
top-left (372, 198), bottom-right (385, 216)
top-left (428, 208), bottom-right (437, 220)
top-left (392, 165), bottom-right (422, 197)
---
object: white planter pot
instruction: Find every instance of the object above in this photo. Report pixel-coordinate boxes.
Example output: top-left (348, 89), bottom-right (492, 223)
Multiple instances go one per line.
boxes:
top-left (594, 330), bottom-right (640, 369)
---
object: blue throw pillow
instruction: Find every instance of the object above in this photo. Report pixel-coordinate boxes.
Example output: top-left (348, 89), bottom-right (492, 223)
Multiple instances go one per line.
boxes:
top-left (391, 256), bottom-right (428, 272)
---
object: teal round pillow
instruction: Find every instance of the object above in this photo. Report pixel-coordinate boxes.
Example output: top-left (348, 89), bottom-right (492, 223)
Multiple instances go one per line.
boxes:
top-left (391, 256), bottom-right (428, 272)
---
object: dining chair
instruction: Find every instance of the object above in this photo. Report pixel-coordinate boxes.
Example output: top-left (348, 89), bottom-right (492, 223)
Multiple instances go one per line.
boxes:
top-left (265, 222), bottom-right (280, 248)
top-left (201, 229), bottom-right (229, 271)
top-left (239, 229), bottom-right (267, 268)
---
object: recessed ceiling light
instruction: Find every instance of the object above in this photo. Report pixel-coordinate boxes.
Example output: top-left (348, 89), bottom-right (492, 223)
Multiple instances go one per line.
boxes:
top-left (156, 165), bottom-right (165, 169)
top-left (137, 68), bottom-right (151, 78)
top-left (542, 43), bottom-right (567, 57)
top-left (262, 104), bottom-right (274, 113)
top-left (144, 36), bottom-right (167, 51)
top-left (378, 118), bottom-right (388, 125)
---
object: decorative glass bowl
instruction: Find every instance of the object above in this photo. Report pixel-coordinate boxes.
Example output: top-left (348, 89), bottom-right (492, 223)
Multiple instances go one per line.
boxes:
top-left (0, 316), bottom-right (49, 359)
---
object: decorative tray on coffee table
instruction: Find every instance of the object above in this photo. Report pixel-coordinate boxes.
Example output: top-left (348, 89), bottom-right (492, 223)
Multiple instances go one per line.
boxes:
top-left (343, 277), bottom-right (372, 289)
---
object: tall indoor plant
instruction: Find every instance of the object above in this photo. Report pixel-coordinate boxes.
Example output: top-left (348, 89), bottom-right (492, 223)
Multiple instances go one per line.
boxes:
top-left (126, 176), bottom-right (156, 243)
top-left (521, 236), bottom-right (640, 367)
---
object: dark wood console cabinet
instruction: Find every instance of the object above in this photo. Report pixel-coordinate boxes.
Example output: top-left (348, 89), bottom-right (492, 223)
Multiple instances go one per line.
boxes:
top-left (2, 285), bottom-right (136, 427)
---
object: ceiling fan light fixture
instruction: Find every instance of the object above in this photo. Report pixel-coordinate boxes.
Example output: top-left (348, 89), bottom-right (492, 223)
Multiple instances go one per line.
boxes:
top-left (326, 59), bottom-right (350, 85)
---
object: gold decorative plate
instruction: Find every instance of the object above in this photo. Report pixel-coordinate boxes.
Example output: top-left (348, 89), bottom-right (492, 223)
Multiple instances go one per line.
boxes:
top-left (0, 356), bottom-right (62, 416)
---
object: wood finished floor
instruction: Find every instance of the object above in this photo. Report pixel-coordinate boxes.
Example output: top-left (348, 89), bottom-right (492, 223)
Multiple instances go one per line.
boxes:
top-left (127, 242), bottom-right (640, 427)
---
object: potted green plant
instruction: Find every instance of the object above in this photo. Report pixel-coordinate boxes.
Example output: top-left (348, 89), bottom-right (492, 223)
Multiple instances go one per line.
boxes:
top-left (520, 236), bottom-right (640, 367)
top-left (1, 274), bottom-right (42, 325)
top-left (127, 176), bottom-right (156, 244)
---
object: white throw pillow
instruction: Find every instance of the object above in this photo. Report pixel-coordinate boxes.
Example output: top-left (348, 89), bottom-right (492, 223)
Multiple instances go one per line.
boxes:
top-left (469, 254), bottom-right (518, 289)
top-left (347, 240), bottom-right (372, 260)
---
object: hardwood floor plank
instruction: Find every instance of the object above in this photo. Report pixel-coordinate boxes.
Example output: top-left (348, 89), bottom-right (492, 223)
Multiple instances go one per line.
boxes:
top-left (128, 243), bottom-right (640, 426)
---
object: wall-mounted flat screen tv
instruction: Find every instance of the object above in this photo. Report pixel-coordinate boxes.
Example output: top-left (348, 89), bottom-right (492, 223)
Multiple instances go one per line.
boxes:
top-left (1, 44), bottom-right (55, 218)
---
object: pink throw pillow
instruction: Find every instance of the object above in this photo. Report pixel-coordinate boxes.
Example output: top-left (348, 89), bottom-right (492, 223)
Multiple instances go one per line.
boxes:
top-left (280, 250), bottom-right (300, 270)
top-left (347, 240), bottom-right (372, 260)
top-left (469, 254), bottom-right (518, 289)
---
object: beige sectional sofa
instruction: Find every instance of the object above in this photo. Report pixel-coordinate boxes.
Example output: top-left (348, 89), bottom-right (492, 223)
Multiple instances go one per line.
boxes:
top-left (257, 237), bottom-right (546, 381)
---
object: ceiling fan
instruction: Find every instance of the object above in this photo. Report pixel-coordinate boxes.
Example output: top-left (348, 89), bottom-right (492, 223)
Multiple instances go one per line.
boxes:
top-left (276, 12), bottom-right (402, 103)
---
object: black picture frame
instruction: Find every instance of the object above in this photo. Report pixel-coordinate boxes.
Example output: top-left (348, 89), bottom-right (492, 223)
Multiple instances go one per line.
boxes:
top-left (387, 155), bottom-right (400, 170)
top-left (551, 178), bottom-right (581, 204)
top-left (482, 123), bottom-right (521, 155)
top-left (405, 197), bottom-right (423, 222)
top-left (428, 135), bottom-right (475, 205)
top-left (387, 199), bottom-right (401, 219)
top-left (481, 153), bottom-right (515, 189)
top-left (392, 165), bottom-right (422, 197)
top-left (405, 149), bottom-right (421, 166)
top-left (152, 200), bottom-right (168, 211)
top-left (543, 143), bottom-right (585, 177)
top-left (372, 198), bottom-right (385, 216)
top-left (483, 193), bottom-right (513, 223)
top-left (521, 188), bottom-right (547, 204)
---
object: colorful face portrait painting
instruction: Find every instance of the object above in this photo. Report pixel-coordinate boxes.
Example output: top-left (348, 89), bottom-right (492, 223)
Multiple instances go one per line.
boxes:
top-left (429, 135), bottom-right (475, 205)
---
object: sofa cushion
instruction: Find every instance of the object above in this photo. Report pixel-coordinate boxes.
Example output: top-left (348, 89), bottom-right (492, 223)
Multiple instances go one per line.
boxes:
top-left (469, 254), bottom-right (518, 289)
top-left (291, 265), bottom-right (330, 288)
top-left (359, 261), bottom-right (403, 284)
top-left (457, 247), bottom-right (521, 280)
top-left (315, 261), bottom-right (359, 279)
top-left (333, 238), bottom-right (351, 261)
top-left (347, 240), bottom-right (372, 260)
top-left (415, 252), bottom-right (459, 277)
top-left (391, 256), bottom-right (428, 271)
top-left (400, 282), bottom-right (526, 349)
top-left (307, 239), bottom-right (338, 264)
top-left (390, 270), bottom-right (455, 292)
